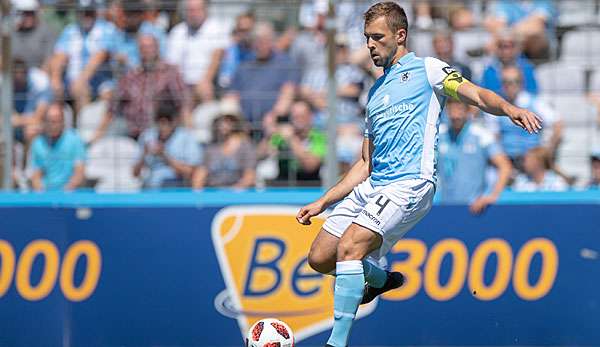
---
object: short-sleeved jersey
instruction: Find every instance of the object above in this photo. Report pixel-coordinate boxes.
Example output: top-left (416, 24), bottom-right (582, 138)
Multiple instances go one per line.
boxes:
top-left (365, 53), bottom-right (461, 186)
top-left (437, 122), bottom-right (503, 203)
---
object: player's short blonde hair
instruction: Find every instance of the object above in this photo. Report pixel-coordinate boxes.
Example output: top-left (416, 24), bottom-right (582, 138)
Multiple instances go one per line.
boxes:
top-left (364, 1), bottom-right (408, 33)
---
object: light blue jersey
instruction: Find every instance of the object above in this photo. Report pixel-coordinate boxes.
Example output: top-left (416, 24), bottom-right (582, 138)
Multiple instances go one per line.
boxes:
top-left (365, 53), bottom-right (457, 186)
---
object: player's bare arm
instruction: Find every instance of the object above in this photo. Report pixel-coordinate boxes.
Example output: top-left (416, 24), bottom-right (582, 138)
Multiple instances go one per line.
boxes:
top-left (455, 79), bottom-right (543, 134)
top-left (296, 138), bottom-right (373, 225)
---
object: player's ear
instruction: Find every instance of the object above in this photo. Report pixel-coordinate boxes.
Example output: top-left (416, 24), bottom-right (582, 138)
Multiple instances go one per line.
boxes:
top-left (396, 28), bottom-right (407, 46)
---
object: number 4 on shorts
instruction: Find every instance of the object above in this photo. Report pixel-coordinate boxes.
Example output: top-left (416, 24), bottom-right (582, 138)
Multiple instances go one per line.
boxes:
top-left (375, 196), bottom-right (390, 215)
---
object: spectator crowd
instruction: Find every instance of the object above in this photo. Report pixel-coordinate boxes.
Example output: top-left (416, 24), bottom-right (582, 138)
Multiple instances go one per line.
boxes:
top-left (2, 0), bottom-right (600, 209)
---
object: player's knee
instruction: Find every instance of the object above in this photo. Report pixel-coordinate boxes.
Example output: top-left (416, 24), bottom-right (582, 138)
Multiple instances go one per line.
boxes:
top-left (308, 248), bottom-right (334, 274)
top-left (336, 238), bottom-right (367, 262)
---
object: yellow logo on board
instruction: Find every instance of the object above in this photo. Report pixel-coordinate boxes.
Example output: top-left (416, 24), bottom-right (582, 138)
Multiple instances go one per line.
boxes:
top-left (211, 206), bottom-right (377, 342)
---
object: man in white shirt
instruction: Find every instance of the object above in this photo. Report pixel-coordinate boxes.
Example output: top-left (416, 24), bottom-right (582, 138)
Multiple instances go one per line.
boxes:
top-left (166, 0), bottom-right (232, 102)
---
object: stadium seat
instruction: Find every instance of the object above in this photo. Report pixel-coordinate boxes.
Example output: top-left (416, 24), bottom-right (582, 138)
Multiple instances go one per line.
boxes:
top-left (558, 0), bottom-right (597, 27)
top-left (452, 29), bottom-right (491, 63)
top-left (408, 30), bottom-right (434, 59)
top-left (560, 30), bottom-right (600, 65)
top-left (192, 101), bottom-right (221, 144)
top-left (538, 94), bottom-right (596, 125)
top-left (85, 136), bottom-right (142, 192)
top-left (77, 100), bottom-right (107, 143)
top-left (536, 62), bottom-right (587, 94)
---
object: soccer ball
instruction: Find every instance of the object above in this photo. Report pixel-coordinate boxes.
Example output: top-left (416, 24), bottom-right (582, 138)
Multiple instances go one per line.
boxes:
top-left (246, 318), bottom-right (295, 347)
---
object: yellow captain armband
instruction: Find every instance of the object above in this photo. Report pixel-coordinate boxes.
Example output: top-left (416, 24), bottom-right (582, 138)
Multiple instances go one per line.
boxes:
top-left (442, 68), bottom-right (468, 101)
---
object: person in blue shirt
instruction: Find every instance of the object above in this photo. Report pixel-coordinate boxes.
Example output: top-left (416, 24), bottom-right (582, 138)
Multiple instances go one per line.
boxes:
top-left (133, 101), bottom-right (202, 188)
top-left (438, 98), bottom-right (512, 213)
top-left (30, 103), bottom-right (86, 191)
top-left (481, 31), bottom-right (538, 96)
top-left (49, 0), bottom-right (118, 112)
top-left (293, 3), bottom-right (542, 346)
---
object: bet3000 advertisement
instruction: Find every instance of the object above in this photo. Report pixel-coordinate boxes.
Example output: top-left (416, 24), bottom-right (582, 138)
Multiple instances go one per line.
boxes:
top-left (0, 204), bottom-right (598, 346)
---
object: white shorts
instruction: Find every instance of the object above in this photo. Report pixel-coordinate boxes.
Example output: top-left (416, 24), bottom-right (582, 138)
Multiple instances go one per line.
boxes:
top-left (322, 178), bottom-right (435, 260)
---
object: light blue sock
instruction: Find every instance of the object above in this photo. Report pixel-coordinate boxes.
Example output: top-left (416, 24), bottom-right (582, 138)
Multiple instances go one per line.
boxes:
top-left (363, 260), bottom-right (387, 288)
top-left (327, 260), bottom-right (364, 347)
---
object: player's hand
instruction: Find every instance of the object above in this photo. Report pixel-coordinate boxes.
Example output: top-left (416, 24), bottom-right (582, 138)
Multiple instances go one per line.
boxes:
top-left (296, 200), bottom-right (326, 225)
top-left (509, 107), bottom-right (543, 134)
top-left (469, 195), bottom-right (497, 215)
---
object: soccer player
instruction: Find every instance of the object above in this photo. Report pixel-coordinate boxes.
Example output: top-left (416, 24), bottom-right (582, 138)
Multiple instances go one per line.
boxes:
top-left (295, 2), bottom-right (542, 347)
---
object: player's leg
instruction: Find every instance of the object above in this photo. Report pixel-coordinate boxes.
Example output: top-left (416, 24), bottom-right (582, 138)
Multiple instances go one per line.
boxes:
top-left (307, 228), bottom-right (339, 274)
top-left (327, 223), bottom-right (382, 347)
top-left (360, 179), bottom-right (435, 304)
top-left (310, 180), bottom-right (372, 275)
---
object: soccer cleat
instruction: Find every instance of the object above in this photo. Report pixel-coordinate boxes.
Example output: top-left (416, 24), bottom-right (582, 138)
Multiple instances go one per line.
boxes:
top-left (360, 271), bottom-right (404, 305)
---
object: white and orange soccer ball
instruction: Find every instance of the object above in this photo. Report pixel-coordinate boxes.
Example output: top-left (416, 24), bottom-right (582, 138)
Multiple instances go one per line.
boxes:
top-left (246, 318), bottom-right (295, 347)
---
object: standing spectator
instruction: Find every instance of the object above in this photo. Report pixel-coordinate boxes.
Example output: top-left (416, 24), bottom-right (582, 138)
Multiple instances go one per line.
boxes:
top-left (259, 99), bottom-right (326, 186)
top-left (485, 0), bottom-right (556, 61)
top-left (10, 58), bottom-right (52, 147)
top-left (485, 66), bottom-right (562, 167)
top-left (513, 147), bottom-right (568, 192)
top-left (290, 1), bottom-right (327, 90)
top-left (166, 0), bottom-right (233, 102)
top-left (30, 102), bottom-right (86, 191)
top-left (223, 22), bottom-right (298, 137)
top-left (432, 31), bottom-right (472, 81)
top-left (438, 98), bottom-right (512, 214)
top-left (191, 112), bottom-right (256, 189)
top-left (49, 0), bottom-right (118, 112)
top-left (112, 0), bottom-right (167, 71)
top-left (10, 0), bottom-right (57, 70)
top-left (99, 34), bottom-right (191, 141)
top-left (214, 12), bottom-right (256, 92)
top-left (133, 101), bottom-right (201, 188)
top-left (480, 31), bottom-right (538, 96)
top-left (588, 152), bottom-right (600, 189)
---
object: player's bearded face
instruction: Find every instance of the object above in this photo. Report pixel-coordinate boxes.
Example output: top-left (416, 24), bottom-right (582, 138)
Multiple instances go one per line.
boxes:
top-left (364, 16), bottom-right (404, 68)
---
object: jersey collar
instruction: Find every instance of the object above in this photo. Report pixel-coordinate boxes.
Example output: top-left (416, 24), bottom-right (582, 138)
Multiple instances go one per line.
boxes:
top-left (384, 52), bottom-right (415, 74)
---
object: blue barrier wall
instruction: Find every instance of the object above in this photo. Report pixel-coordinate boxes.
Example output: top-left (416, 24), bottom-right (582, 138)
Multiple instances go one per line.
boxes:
top-left (0, 191), bottom-right (598, 347)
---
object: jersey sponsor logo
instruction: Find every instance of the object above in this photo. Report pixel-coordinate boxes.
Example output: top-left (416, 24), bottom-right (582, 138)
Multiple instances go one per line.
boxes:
top-left (211, 206), bottom-right (378, 343)
top-left (383, 94), bottom-right (390, 106)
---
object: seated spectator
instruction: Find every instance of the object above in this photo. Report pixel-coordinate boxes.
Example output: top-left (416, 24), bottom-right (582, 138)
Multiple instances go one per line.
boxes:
top-left (10, 58), bottom-right (52, 148)
top-left (485, 66), bottom-right (562, 168)
top-left (191, 112), bottom-right (256, 189)
top-left (223, 22), bottom-right (298, 138)
top-left (480, 31), bottom-right (538, 96)
top-left (513, 147), bottom-right (568, 192)
top-left (588, 152), bottom-right (600, 189)
top-left (166, 0), bottom-right (233, 102)
top-left (30, 102), bottom-right (86, 191)
top-left (49, 0), bottom-right (118, 112)
top-left (438, 98), bottom-right (512, 214)
top-left (133, 102), bottom-right (201, 188)
top-left (99, 33), bottom-right (191, 141)
top-left (10, 0), bottom-right (57, 70)
top-left (214, 12), bottom-right (256, 92)
top-left (432, 31), bottom-right (472, 81)
top-left (111, 0), bottom-right (167, 71)
top-left (259, 99), bottom-right (325, 186)
top-left (484, 0), bottom-right (556, 61)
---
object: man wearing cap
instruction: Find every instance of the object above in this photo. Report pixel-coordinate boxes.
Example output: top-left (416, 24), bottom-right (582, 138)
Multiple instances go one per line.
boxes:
top-left (49, 0), bottom-right (119, 112)
top-left (10, 0), bottom-right (57, 70)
